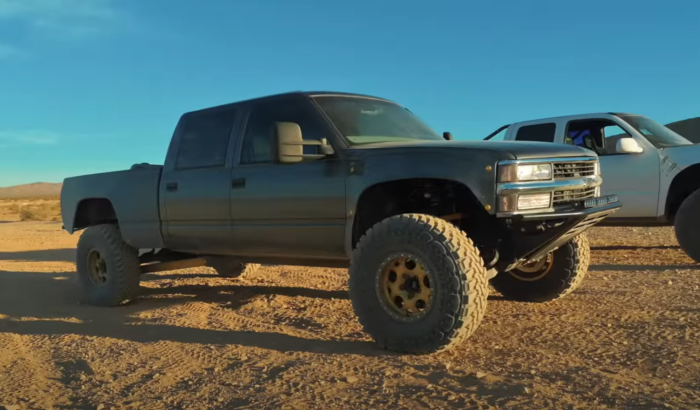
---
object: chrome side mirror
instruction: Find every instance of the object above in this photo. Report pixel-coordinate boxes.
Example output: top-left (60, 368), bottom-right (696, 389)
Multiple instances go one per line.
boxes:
top-left (616, 137), bottom-right (644, 154)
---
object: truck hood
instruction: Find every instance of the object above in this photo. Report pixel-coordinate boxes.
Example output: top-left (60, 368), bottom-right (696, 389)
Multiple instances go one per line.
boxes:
top-left (660, 144), bottom-right (700, 170)
top-left (347, 139), bottom-right (596, 160)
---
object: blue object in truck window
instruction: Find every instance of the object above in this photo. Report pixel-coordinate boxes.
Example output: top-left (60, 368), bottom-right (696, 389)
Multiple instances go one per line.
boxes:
top-left (568, 130), bottom-right (590, 148)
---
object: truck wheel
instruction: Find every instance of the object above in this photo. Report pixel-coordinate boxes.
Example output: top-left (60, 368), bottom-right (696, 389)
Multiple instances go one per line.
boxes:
top-left (491, 233), bottom-right (590, 303)
top-left (349, 214), bottom-right (489, 354)
top-left (206, 257), bottom-right (260, 278)
top-left (674, 189), bottom-right (700, 263)
top-left (76, 224), bottom-right (141, 307)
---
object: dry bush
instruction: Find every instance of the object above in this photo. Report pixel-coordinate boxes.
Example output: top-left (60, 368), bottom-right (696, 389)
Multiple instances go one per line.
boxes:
top-left (16, 201), bottom-right (62, 222)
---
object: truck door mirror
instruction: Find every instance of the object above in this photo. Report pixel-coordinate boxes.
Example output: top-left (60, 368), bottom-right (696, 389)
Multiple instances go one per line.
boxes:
top-left (616, 137), bottom-right (644, 154)
top-left (275, 122), bottom-right (335, 164)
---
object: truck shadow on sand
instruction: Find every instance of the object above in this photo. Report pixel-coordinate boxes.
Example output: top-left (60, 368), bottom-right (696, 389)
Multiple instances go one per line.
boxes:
top-left (589, 264), bottom-right (698, 271)
top-left (0, 248), bottom-right (75, 263)
top-left (0, 269), bottom-right (383, 357)
top-left (590, 245), bottom-right (681, 251)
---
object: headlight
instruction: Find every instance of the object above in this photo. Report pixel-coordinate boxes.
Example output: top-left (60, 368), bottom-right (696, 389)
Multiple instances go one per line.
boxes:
top-left (499, 163), bottom-right (552, 182)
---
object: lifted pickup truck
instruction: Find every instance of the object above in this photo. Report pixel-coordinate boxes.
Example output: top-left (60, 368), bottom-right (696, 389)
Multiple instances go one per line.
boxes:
top-left (61, 91), bottom-right (620, 354)
top-left (486, 113), bottom-right (700, 263)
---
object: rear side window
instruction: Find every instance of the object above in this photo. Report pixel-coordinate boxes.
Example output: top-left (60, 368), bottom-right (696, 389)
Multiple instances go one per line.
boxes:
top-left (515, 123), bottom-right (556, 142)
top-left (175, 110), bottom-right (236, 169)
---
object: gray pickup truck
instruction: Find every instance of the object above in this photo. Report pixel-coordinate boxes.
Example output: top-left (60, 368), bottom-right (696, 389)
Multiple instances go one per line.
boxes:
top-left (61, 91), bottom-right (620, 354)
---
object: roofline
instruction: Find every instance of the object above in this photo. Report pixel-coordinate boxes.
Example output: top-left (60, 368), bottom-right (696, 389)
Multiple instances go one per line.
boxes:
top-left (509, 112), bottom-right (646, 125)
top-left (183, 90), bottom-right (398, 116)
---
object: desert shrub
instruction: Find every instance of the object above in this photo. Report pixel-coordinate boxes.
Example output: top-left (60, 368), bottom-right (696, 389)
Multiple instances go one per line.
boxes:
top-left (19, 208), bottom-right (38, 221)
top-left (17, 201), bottom-right (62, 222)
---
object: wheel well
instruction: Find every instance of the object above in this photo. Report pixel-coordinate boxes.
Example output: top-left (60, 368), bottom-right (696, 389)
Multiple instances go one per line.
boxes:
top-left (665, 164), bottom-right (700, 222)
top-left (74, 198), bottom-right (118, 230)
top-left (352, 178), bottom-right (488, 248)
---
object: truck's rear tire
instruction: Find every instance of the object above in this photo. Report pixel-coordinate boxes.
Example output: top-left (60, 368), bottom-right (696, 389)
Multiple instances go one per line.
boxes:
top-left (349, 214), bottom-right (489, 354)
top-left (76, 224), bottom-right (141, 307)
top-left (491, 233), bottom-right (590, 303)
top-left (674, 189), bottom-right (700, 264)
top-left (206, 257), bottom-right (260, 278)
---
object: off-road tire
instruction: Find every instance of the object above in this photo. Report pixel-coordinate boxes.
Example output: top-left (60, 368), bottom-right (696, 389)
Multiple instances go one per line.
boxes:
top-left (491, 233), bottom-right (590, 303)
top-left (206, 257), bottom-right (260, 278)
top-left (76, 224), bottom-right (141, 307)
top-left (349, 214), bottom-right (489, 354)
top-left (674, 189), bottom-right (700, 263)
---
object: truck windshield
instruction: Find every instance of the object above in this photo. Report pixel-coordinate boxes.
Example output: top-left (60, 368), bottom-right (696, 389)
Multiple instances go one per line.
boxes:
top-left (312, 96), bottom-right (443, 145)
top-left (617, 114), bottom-right (693, 148)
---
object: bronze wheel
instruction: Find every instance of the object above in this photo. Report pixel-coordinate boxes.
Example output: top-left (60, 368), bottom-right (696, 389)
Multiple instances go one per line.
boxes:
top-left (508, 253), bottom-right (554, 282)
top-left (76, 224), bottom-right (141, 307)
top-left (378, 254), bottom-right (433, 322)
top-left (349, 214), bottom-right (489, 354)
top-left (87, 250), bottom-right (108, 285)
top-left (491, 233), bottom-right (590, 303)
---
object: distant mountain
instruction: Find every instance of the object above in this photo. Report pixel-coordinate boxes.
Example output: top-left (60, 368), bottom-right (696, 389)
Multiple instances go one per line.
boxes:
top-left (0, 182), bottom-right (62, 199)
top-left (665, 117), bottom-right (700, 143)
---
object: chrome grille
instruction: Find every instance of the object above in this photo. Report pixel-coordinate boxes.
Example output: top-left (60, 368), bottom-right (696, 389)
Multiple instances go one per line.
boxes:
top-left (553, 187), bottom-right (597, 205)
top-left (553, 162), bottom-right (596, 179)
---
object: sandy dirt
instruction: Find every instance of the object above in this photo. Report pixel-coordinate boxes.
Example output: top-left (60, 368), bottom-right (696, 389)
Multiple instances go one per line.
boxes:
top-left (1, 219), bottom-right (699, 410)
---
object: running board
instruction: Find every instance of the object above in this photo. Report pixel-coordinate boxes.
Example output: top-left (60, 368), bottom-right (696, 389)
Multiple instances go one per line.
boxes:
top-left (140, 257), bottom-right (207, 274)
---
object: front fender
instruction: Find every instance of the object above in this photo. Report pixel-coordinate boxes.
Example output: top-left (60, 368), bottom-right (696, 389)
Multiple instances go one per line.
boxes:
top-left (343, 150), bottom-right (502, 254)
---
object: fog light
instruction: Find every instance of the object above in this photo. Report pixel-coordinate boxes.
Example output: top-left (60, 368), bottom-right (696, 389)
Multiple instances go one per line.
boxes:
top-left (518, 193), bottom-right (551, 210)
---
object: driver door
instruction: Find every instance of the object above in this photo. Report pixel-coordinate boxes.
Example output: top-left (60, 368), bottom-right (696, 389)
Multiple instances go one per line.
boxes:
top-left (566, 119), bottom-right (660, 218)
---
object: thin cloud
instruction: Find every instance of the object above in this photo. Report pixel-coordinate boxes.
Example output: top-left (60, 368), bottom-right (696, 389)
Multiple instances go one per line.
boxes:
top-left (0, 43), bottom-right (27, 59)
top-left (0, 0), bottom-right (119, 38)
top-left (0, 131), bottom-right (59, 146)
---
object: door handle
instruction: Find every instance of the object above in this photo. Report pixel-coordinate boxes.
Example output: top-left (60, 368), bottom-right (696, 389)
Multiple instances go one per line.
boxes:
top-left (166, 182), bottom-right (178, 191)
top-left (231, 178), bottom-right (246, 189)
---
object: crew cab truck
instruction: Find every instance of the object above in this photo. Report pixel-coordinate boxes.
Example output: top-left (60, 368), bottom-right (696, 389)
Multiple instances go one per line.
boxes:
top-left (61, 91), bottom-right (620, 354)
top-left (486, 113), bottom-right (700, 263)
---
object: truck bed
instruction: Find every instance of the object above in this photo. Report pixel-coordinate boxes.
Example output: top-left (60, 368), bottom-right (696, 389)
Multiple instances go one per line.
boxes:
top-left (60, 164), bottom-right (165, 249)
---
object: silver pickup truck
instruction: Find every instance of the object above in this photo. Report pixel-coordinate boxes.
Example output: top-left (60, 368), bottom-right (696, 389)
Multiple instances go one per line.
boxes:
top-left (486, 113), bottom-right (700, 262)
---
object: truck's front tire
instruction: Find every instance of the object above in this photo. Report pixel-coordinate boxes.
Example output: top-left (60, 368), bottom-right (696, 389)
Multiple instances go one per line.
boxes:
top-left (76, 224), bottom-right (141, 307)
top-left (674, 189), bottom-right (700, 263)
top-left (491, 233), bottom-right (590, 303)
top-left (349, 214), bottom-right (489, 354)
top-left (206, 257), bottom-right (260, 278)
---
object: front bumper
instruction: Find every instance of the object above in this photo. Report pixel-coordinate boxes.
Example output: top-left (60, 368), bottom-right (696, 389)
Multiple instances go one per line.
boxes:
top-left (502, 195), bottom-right (621, 271)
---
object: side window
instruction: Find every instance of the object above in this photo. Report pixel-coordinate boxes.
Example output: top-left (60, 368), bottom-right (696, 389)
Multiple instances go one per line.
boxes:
top-left (175, 111), bottom-right (235, 169)
top-left (565, 120), bottom-right (632, 155)
top-left (515, 123), bottom-right (556, 142)
top-left (240, 100), bottom-right (326, 165)
top-left (603, 125), bottom-right (626, 138)
top-left (603, 124), bottom-right (633, 155)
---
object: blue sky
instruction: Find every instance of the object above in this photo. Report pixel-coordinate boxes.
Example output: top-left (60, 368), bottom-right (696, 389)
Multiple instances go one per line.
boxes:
top-left (0, 0), bottom-right (698, 187)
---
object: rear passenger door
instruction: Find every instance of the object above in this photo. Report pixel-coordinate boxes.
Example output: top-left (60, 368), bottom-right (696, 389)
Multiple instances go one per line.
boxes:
top-left (229, 98), bottom-right (347, 259)
top-left (513, 123), bottom-right (557, 143)
top-left (161, 107), bottom-right (239, 253)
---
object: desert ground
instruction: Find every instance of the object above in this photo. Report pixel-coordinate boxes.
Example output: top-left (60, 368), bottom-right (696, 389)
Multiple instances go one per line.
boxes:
top-left (0, 200), bottom-right (699, 410)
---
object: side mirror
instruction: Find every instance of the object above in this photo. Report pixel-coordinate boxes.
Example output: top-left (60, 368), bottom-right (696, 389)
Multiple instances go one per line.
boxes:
top-left (443, 131), bottom-right (453, 141)
top-left (276, 122), bottom-right (334, 164)
top-left (616, 137), bottom-right (644, 154)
